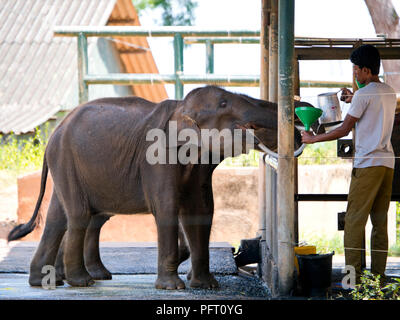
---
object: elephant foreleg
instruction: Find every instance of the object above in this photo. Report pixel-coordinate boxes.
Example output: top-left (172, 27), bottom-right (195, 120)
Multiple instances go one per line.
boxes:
top-left (179, 170), bottom-right (219, 289)
top-left (178, 221), bottom-right (190, 265)
top-left (153, 198), bottom-right (185, 290)
top-left (180, 207), bottom-right (219, 289)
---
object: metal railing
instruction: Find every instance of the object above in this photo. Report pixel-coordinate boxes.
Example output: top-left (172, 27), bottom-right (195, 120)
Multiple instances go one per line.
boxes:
top-left (53, 26), bottom-right (353, 103)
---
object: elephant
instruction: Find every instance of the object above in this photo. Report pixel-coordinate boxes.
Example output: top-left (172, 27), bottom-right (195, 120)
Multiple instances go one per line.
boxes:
top-left (8, 85), bottom-right (308, 289)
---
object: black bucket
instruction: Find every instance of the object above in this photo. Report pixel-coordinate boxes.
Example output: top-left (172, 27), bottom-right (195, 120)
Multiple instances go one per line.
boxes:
top-left (296, 251), bottom-right (334, 297)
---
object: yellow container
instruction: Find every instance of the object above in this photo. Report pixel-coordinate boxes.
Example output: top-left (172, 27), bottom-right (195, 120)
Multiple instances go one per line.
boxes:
top-left (294, 246), bottom-right (317, 274)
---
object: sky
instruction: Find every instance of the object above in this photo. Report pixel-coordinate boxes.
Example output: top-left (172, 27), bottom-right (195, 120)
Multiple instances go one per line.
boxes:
top-left (138, 0), bottom-right (400, 109)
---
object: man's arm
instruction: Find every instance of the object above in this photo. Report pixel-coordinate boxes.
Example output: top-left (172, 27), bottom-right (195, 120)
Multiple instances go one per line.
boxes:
top-left (301, 114), bottom-right (359, 144)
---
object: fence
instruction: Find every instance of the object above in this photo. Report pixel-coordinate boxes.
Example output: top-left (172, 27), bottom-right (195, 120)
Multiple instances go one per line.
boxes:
top-left (53, 26), bottom-right (352, 103)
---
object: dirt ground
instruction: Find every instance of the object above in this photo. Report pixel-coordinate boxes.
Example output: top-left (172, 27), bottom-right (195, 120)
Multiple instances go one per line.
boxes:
top-left (0, 171), bottom-right (18, 239)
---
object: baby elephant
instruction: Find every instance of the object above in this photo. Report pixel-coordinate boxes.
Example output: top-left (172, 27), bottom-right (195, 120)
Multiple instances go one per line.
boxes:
top-left (8, 86), bottom-right (304, 289)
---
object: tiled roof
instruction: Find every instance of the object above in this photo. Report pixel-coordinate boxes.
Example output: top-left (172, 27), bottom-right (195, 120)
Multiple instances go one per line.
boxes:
top-left (108, 0), bottom-right (167, 103)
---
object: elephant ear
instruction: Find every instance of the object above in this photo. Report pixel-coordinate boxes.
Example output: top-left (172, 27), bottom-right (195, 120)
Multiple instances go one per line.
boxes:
top-left (165, 111), bottom-right (202, 149)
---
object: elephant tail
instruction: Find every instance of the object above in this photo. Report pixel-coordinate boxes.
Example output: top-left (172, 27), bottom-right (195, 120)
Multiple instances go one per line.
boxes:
top-left (7, 156), bottom-right (48, 242)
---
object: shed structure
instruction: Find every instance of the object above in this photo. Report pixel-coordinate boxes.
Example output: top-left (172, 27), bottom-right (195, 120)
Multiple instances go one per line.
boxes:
top-left (0, 0), bottom-right (167, 134)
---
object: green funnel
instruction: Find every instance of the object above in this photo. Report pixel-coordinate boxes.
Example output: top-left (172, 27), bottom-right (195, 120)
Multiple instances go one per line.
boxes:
top-left (295, 107), bottom-right (323, 131)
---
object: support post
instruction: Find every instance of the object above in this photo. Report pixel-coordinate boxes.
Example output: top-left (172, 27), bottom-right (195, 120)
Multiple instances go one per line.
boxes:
top-left (259, 0), bottom-right (271, 242)
top-left (294, 58), bottom-right (300, 246)
top-left (174, 33), bottom-right (184, 99)
top-left (277, 0), bottom-right (295, 296)
top-left (77, 32), bottom-right (88, 103)
top-left (269, 0), bottom-right (278, 103)
top-left (205, 39), bottom-right (214, 74)
top-left (260, 0), bottom-right (270, 101)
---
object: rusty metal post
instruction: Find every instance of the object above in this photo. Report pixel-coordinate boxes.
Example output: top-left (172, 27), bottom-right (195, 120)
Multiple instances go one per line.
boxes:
top-left (293, 58), bottom-right (300, 246)
top-left (269, 0), bottom-right (278, 103)
top-left (259, 0), bottom-right (271, 242)
top-left (77, 32), bottom-right (88, 103)
top-left (260, 0), bottom-right (270, 101)
top-left (277, 0), bottom-right (295, 296)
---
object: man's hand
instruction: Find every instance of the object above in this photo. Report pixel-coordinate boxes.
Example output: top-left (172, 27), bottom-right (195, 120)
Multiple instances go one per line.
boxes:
top-left (301, 130), bottom-right (316, 144)
top-left (300, 114), bottom-right (358, 145)
top-left (340, 87), bottom-right (353, 103)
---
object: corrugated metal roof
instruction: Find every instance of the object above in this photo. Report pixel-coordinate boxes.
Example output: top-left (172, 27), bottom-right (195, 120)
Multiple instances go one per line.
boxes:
top-left (0, 0), bottom-right (167, 134)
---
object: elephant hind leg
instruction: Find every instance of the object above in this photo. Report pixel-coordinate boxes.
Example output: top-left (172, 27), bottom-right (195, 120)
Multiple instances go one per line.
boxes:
top-left (29, 192), bottom-right (66, 287)
top-left (84, 213), bottom-right (112, 280)
top-left (55, 213), bottom-right (112, 281)
top-left (54, 235), bottom-right (66, 280)
top-left (61, 189), bottom-right (94, 287)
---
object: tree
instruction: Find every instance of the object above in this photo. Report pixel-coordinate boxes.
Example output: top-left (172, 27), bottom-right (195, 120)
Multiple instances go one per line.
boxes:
top-left (132, 0), bottom-right (198, 26)
top-left (364, 0), bottom-right (400, 91)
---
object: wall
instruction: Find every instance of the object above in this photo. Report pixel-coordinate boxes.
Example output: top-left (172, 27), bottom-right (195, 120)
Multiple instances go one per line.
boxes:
top-left (16, 165), bottom-right (397, 247)
top-left (16, 167), bottom-right (259, 245)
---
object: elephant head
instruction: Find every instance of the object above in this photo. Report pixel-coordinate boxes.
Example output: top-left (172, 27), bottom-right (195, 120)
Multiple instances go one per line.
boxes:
top-left (164, 86), bottom-right (306, 164)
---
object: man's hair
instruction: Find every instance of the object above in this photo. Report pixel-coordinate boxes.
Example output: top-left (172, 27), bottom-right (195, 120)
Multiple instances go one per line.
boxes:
top-left (350, 44), bottom-right (381, 75)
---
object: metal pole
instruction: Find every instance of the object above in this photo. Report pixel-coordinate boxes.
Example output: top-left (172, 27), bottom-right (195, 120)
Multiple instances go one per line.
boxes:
top-left (83, 73), bottom-right (351, 88)
top-left (294, 58), bottom-right (300, 247)
top-left (174, 33), bottom-right (184, 99)
top-left (259, 0), bottom-right (271, 242)
top-left (77, 33), bottom-right (88, 103)
top-left (205, 39), bottom-right (214, 74)
top-left (260, 0), bottom-right (270, 101)
top-left (54, 26), bottom-right (260, 37)
top-left (269, 0), bottom-right (278, 103)
top-left (277, 0), bottom-right (295, 296)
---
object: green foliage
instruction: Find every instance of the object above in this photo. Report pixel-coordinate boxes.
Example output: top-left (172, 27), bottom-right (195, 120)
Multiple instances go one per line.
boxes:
top-left (382, 278), bottom-right (400, 300)
top-left (351, 271), bottom-right (385, 300)
top-left (220, 149), bottom-right (260, 167)
top-left (389, 243), bottom-right (400, 257)
top-left (351, 270), bottom-right (400, 300)
top-left (298, 141), bottom-right (347, 165)
top-left (132, 0), bottom-right (198, 26)
top-left (221, 140), bottom-right (348, 167)
top-left (299, 232), bottom-right (344, 255)
top-left (0, 127), bottom-right (49, 176)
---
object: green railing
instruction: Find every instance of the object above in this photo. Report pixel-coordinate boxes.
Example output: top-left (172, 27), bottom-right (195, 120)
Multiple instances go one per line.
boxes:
top-left (53, 26), bottom-right (352, 103)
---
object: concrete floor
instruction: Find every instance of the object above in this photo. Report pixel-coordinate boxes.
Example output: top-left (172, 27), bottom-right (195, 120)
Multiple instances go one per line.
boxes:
top-left (1, 241), bottom-right (400, 300)
top-left (0, 273), bottom-right (271, 300)
top-left (0, 241), bottom-right (271, 300)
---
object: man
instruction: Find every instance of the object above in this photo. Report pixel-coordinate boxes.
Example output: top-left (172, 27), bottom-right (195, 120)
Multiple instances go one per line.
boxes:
top-left (301, 44), bottom-right (397, 284)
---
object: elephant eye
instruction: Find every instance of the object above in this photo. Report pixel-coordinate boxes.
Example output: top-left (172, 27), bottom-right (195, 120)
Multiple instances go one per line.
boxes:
top-left (219, 100), bottom-right (227, 108)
